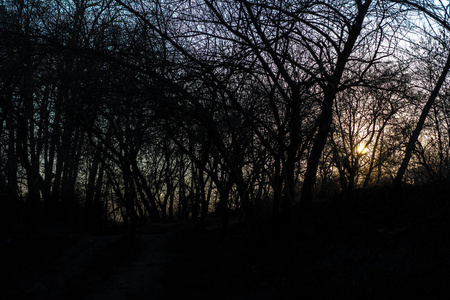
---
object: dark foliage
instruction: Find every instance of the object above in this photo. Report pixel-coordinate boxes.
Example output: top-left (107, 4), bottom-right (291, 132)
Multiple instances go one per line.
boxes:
top-left (163, 182), bottom-right (450, 299)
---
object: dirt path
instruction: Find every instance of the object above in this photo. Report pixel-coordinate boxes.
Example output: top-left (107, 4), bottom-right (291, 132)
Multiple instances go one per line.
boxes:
top-left (83, 234), bottom-right (173, 300)
top-left (5, 233), bottom-right (173, 300)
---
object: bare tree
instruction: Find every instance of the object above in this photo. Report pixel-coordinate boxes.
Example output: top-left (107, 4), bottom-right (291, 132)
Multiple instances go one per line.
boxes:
top-left (391, 0), bottom-right (450, 188)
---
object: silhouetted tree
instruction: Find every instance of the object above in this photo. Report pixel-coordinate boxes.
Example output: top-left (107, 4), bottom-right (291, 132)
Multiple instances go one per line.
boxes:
top-left (391, 0), bottom-right (450, 188)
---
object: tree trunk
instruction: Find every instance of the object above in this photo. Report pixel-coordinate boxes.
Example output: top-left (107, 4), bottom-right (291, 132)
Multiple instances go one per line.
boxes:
top-left (393, 51), bottom-right (450, 189)
top-left (85, 147), bottom-right (101, 232)
top-left (217, 180), bottom-right (232, 233)
top-left (122, 164), bottom-right (137, 238)
top-left (5, 115), bottom-right (19, 202)
top-left (301, 0), bottom-right (372, 209)
top-left (131, 159), bottom-right (161, 222)
top-left (281, 92), bottom-right (301, 230)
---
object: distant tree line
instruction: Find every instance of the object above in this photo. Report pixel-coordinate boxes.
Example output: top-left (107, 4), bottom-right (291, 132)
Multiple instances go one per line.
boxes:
top-left (1, 0), bottom-right (449, 236)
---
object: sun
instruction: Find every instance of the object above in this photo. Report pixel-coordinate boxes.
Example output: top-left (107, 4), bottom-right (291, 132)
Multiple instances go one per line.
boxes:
top-left (357, 143), bottom-right (368, 155)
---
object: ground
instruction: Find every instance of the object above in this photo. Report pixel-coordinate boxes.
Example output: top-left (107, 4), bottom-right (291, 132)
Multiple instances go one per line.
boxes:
top-left (2, 231), bottom-right (176, 300)
top-left (2, 183), bottom-right (450, 299)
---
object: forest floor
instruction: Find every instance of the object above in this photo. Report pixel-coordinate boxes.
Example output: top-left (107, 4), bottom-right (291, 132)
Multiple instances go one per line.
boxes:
top-left (2, 182), bottom-right (450, 299)
top-left (1, 229), bottom-right (178, 300)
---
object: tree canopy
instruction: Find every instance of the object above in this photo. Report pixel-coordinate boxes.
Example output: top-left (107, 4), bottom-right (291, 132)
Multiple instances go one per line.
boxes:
top-left (1, 0), bottom-right (450, 236)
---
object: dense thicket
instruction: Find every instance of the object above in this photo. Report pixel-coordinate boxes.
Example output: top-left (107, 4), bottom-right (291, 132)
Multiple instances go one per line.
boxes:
top-left (1, 0), bottom-right (449, 236)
